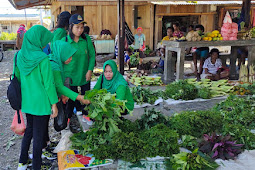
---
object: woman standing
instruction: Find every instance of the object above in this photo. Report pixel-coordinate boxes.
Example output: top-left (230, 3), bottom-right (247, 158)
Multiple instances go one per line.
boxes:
top-left (52, 11), bottom-right (71, 43)
top-left (93, 60), bottom-right (134, 113)
top-left (16, 24), bottom-right (26, 50)
top-left (15, 25), bottom-right (58, 170)
top-left (134, 27), bottom-right (146, 52)
top-left (50, 40), bottom-right (90, 105)
top-left (62, 14), bottom-right (95, 117)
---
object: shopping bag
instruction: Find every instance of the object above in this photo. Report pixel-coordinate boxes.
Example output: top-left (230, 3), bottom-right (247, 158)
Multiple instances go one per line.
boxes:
top-left (54, 101), bottom-right (68, 132)
top-left (10, 110), bottom-right (26, 136)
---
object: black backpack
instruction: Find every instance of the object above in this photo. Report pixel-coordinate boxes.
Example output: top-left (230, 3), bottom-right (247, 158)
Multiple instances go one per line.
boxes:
top-left (7, 52), bottom-right (22, 111)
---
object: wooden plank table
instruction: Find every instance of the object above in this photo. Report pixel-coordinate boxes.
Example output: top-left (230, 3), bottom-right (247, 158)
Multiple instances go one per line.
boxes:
top-left (0, 40), bottom-right (16, 50)
top-left (162, 40), bottom-right (255, 82)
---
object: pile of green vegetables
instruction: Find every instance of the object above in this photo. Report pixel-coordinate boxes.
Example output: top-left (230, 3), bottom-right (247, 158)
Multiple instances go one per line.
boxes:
top-left (129, 52), bottom-right (140, 66)
top-left (165, 80), bottom-right (213, 100)
top-left (71, 109), bottom-right (179, 163)
top-left (70, 93), bottom-right (255, 169)
top-left (131, 86), bottom-right (163, 105)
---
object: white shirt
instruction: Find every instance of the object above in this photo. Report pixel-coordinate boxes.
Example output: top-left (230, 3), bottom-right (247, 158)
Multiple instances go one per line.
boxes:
top-left (203, 57), bottom-right (222, 74)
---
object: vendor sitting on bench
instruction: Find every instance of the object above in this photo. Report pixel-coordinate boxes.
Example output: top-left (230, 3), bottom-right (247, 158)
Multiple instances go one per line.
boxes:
top-left (201, 48), bottom-right (229, 80)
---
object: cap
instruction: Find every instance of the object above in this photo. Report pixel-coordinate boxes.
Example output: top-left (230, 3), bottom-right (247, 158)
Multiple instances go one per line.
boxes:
top-left (59, 11), bottom-right (71, 20)
top-left (69, 14), bottom-right (86, 25)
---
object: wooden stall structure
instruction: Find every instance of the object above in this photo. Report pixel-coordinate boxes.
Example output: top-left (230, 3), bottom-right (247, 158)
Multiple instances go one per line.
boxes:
top-left (163, 40), bottom-right (255, 82)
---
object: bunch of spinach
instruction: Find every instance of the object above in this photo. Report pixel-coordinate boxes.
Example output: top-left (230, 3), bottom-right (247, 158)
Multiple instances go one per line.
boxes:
top-left (141, 124), bottom-right (179, 158)
top-left (198, 86), bottom-right (212, 99)
top-left (165, 80), bottom-right (198, 100)
top-left (110, 131), bottom-right (147, 163)
top-left (137, 108), bottom-right (169, 130)
top-left (222, 123), bottom-right (255, 150)
top-left (180, 135), bottom-right (199, 151)
top-left (130, 52), bottom-right (140, 66)
top-left (131, 86), bottom-right (162, 105)
top-left (213, 95), bottom-right (255, 129)
top-left (84, 89), bottom-right (127, 136)
top-left (167, 149), bottom-right (219, 170)
top-left (169, 110), bottom-right (223, 138)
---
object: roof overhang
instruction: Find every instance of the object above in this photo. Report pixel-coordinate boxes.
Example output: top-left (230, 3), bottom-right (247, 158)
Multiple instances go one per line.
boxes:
top-left (8, 0), bottom-right (52, 10)
top-left (151, 1), bottom-right (254, 5)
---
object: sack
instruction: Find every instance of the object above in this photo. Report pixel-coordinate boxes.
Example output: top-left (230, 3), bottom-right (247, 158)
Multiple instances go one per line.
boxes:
top-left (54, 101), bottom-right (68, 132)
top-left (10, 110), bottom-right (26, 136)
top-left (69, 114), bottom-right (81, 134)
top-left (7, 52), bottom-right (21, 111)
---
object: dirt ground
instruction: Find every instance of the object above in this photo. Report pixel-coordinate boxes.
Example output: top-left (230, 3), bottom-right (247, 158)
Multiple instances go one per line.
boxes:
top-left (0, 51), bottom-right (60, 169)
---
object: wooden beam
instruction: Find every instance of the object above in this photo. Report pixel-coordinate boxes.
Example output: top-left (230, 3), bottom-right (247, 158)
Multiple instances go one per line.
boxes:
top-left (243, 0), bottom-right (251, 28)
top-left (156, 12), bottom-right (217, 16)
top-left (118, 0), bottom-right (125, 75)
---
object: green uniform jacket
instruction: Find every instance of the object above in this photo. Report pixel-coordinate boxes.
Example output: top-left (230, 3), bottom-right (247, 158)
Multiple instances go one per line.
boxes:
top-left (94, 77), bottom-right (134, 112)
top-left (52, 28), bottom-right (67, 44)
top-left (14, 58), bottom-right (58, 116)
top-left (62, 35), bottom-right (95, 86)
top-left (53, 71), bottom-right (78, 101)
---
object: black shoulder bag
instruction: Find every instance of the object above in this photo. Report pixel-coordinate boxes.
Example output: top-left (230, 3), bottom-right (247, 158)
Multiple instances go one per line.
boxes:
top-left (7, 52), bottom-right (22, 111)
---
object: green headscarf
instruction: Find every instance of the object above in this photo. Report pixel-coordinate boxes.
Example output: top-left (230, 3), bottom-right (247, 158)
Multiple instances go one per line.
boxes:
top-left (102, 60), bottom-right (128, 94)
top-left (49, 40), bottom-right (77, 80)
top-left (17, 25), bottom-right (53, 75)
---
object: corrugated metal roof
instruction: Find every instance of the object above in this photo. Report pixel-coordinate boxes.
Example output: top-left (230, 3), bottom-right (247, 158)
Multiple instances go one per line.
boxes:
top-left (8, 0), bottom-right (51, 10)
top-left (151, 1), bottom-right (255, 5)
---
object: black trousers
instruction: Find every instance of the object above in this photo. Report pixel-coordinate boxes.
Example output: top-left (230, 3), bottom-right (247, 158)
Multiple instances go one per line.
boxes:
top-left (19, 114), bottom-right (50, 170)
top-left (66, 83), bottom-right (90, 118)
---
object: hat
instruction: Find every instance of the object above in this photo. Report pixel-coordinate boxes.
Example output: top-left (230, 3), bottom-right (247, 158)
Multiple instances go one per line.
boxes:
top-left (69, 14), bottom-right (86, 25)
top-left (20, 24), bottom-right (25, 28)
top-left (137, 27), bottom-right (143, 31)
top-left (59, 11), bottom-right (71, 20)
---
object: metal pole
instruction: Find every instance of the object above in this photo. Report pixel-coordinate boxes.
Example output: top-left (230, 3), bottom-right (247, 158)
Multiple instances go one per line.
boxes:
top-left (117, 0), bottom-right (125, 75)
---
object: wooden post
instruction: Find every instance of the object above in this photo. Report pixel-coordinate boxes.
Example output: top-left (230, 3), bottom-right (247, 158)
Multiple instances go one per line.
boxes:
top-left (243, 0), bottom-right (251, 28)
top-left (118, 0), bottom-right (125, 75)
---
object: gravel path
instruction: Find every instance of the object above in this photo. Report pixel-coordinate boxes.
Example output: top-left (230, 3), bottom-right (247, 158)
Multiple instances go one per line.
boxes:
top-left (0, 51), bottom-right (60, 169)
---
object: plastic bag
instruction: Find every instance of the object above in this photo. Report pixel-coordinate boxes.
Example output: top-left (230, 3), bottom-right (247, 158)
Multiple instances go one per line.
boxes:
top-left (53, 130), bottom-right (72, 153)
top-left (69, 114), bottom-right (81, 134)
top-left (10, 110), bottom-right (26, 136)
top-left (223, 11), bottom-right (232, 24)
top-left (54, 101), bottom-right (68, 132)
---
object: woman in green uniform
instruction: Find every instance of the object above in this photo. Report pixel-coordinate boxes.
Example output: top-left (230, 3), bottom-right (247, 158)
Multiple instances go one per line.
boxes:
top-left (51, 11), bottom-right (71, 43)
top-left (15, 25), bottom-right (58, 170)
top-left (50, 40), bottom-right (90, 105)
top-left (62, 14), bottom-right (95, 117)
top-left (94, 60), bottom-right (134, 113)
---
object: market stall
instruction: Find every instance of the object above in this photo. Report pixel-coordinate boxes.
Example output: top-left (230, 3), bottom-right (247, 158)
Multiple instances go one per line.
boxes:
top-left (162, 40), bottom-right (255, 81)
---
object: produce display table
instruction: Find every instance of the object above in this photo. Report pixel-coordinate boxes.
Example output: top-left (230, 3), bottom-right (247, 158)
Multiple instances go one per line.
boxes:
top-left (94, 40), bottom-right (114, 54)
top-left (162, 40), bottom-right (255, 82)
top-left (0, 40), bottom-right (16, 50)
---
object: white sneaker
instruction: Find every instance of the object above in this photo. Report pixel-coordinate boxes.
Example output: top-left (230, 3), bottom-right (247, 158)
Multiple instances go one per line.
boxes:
top-left (82, 116), bottom-right (93, 126)
top-left (76, 111), bottom-right (82, 115)
top-left (17, 163), bottom-right (28, 170)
